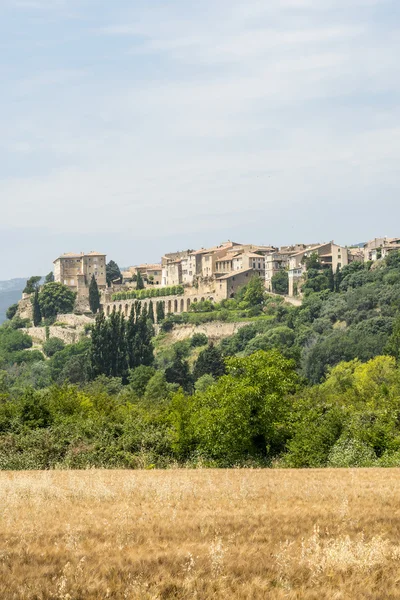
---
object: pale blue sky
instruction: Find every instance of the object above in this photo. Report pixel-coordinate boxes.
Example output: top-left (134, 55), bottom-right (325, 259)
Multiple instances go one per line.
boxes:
top-left (1, 0), bottom-right (400, 278)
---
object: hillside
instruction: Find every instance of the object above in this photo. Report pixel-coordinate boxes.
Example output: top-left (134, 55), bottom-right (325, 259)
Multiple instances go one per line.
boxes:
top-left (0, 279), bottom-right (26, 324)
top-left (1, 253), bottom-right (400, 469)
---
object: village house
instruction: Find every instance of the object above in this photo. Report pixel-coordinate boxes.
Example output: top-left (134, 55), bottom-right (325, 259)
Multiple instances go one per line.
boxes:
top-left (287, 242), bottom-right (351, 297)
top-left (364, 237), bottom-right (400, 262)
top-left (122, 264), bottom-right (162, 285)
top-left (54, 252), bottom-right (107, 291)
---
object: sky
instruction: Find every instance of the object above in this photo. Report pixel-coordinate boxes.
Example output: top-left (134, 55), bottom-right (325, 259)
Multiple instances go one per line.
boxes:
top-left (1, 0), bottom-right (400, 279)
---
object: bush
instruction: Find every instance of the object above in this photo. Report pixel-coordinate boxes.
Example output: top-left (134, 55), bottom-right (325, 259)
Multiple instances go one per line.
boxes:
top-left (6, 304), bottom-right (18, 320)
top-left (327, 437), bottom-right (377, 468)
top-left (42, 337), bottom-right (66, 357)
top-left (191, 333), bottom-right (208, 347)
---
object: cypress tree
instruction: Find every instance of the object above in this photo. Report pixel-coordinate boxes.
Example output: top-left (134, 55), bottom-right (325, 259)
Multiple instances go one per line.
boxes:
top-left (327, 267), bottom-right (335, 292)
top-left (90, 311), bottom-right (108, 378)
top-left (89, 275), bottom-right (101, 314)
top-left (126, 305), bottom-right (137, 369)
top-left (334, 264), bottom-right (342, 293)
top-left (148, 301), bottom-right (155, 323)
top-left (136, 271), bottom-right (145, 290)
top-left (156, 301), bottom-right (165, 322)
top-left (32, 288), bottom-right (42, 327)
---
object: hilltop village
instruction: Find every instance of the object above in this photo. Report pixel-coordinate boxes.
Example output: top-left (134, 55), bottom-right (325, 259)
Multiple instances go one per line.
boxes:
top-left (48, 236), bottom-right (400, 318)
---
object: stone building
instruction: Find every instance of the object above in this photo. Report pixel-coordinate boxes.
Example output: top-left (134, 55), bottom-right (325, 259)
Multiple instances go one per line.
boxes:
top-left (54, 252), bottom-right (107, 291)
top-left (287, 242), bottom-right (351, 297)
top-left (123, 264), bottom-right (162, 285)
top-left (364, 237), bottom-right (400, 261)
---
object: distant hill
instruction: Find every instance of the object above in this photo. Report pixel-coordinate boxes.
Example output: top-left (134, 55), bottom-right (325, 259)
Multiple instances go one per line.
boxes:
top-left (0, 279), bottom-right (26, 324)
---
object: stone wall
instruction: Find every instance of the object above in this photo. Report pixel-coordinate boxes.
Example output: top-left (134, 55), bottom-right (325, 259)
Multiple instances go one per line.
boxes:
top-left (165, 321), bottom-right (252, 343)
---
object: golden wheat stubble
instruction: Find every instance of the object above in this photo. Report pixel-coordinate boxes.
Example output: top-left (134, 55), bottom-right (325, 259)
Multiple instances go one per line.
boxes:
top-left (1, 469), bottom-right (400, 599)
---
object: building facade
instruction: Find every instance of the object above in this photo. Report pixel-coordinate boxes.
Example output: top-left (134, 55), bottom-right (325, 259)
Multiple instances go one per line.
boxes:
top-left (54, 252), bottom-right (107, 291)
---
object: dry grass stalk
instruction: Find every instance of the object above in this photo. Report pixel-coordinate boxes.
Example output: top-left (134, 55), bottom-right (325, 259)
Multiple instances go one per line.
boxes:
top-left (1, 468), bottom-right (400, 599)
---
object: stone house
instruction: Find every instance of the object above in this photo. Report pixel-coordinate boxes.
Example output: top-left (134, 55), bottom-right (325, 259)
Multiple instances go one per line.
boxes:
top-left (54, 252), bottom-right (107, 291)
top-left (287, 242), bottom-right (350, 297)
top-left (364, 237), bottom-right (400, 261)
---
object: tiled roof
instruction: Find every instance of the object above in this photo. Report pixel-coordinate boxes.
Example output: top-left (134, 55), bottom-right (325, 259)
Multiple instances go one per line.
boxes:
top-left (216, 268), bottom-right (253, 280)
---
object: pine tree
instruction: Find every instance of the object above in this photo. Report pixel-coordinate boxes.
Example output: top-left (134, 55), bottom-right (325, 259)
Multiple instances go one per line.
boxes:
top-left (193, 343), bottom-right (226, 381)
top-left (156, 301), bottom-right (165, 322)
top-left (136, 271), bottom-right (145, 290)
top-left (32, 288), bottom-right (42, 327)
top-left (89, 275), bottom-right (101, 314)
top-left (148, 301), bottom-right (155, 323)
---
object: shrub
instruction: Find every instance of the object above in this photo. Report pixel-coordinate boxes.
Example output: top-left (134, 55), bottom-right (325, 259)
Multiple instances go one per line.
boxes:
top-left (42, 337), bottom-right (66, 357)
top-left (327, 437), bottom-right (377, 468)
top-left (191, 333), bottom-right (208, 347)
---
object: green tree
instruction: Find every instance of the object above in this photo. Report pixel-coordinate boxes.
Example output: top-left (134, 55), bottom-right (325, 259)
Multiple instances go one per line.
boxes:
top-left (106, 260), bottom-right (122, 286)
top-left (136, 271), bottom-right (145, 290)
top-left (38, 282), bottom-right (76, 319)
top-left (148, 300), bottom-right (155, 323)
top-left (327, 267), bottom-right (335, 292)
top-left (243, 276), bottom-right (265, 307)
top-left (165, 355), bottom-right (193, 393)
top-left (23, 276), bottom-right (41, 295)
top-left (45, 272), bottom-right (55, 283)
top-left (128, 365), bottom-right (156, 397)
top-left (194, 373), bottom-right (215, 393)
top-left (193, 343), bottom-right (226, 381)
top-left (6, 304), bottom-right (18, 320)
top-left (32, 288), bottom-right (42, 327)
top-left (271, 270), bottom-right (289, 295)
top-left (156, 301), bottom-right (165, 322)
top-left (179, 350), bottom-right (298, 464)
top-left (334, 264), bottom-right (342, 292)
top-left (42, 337), bottom-right (65, 357)
top-left (144, 371), bottom-right (173, 403)
top-left (89, 275), bottom-right (101, 314)
top-left (385, 315), bottom-right (400, 360)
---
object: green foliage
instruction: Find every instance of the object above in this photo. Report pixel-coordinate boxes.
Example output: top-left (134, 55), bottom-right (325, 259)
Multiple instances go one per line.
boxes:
top-left (6, 304), bottom-right (18, 320)
top-left (194, 373), bottom-right (215, 393)
top-left (156, 301), bottom-right (165, 322)
top-left (148, 301), bottom-right (155, 323)
top-left (45, 272), bottom-right (54, 283)
top-left (165, 354), bottom-right (193, 393)
top-left (42, 337), bottom-right (65, 357)
top-left (89, 275), bottom-right (101, 314)
top-left (190, 333), bottom-right (208, 347)
top-left (38, 282), bottom-right (76, 319)
top-left (23, 276), bottom-right (41, 295)
top-left (193, 343), bottom-right (226, 381)
top-left (271, 270), bottom-right (289, 295)
top-left (106, 260), bottom-right (122, 286)
top-left (243, 276), bottom-right (266, 307)
top-left (112, 286), bottom-right (184, 302)
top-left (32, 288), bottom-right (42, 326)
top-left (176, 351), bottom-right (298, 465)
top-left (136, 271), bottom-right (145, 290)
top-left (128, 365), bottom-right (156, 397)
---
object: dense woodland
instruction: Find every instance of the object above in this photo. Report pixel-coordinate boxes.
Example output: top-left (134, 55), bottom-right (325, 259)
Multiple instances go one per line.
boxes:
top-left (1, 251), bottom-right (400, 469)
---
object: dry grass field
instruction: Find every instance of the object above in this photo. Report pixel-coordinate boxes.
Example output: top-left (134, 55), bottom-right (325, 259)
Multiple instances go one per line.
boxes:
top-left (1, 469), bottom-right (400, 599)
